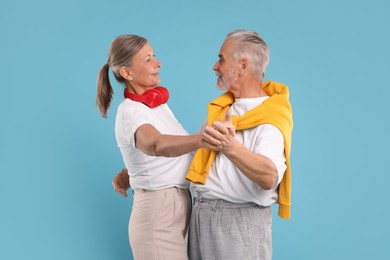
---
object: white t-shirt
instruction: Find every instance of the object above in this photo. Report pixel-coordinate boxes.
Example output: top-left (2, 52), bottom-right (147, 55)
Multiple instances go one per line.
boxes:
top-left (115, 99), bottom-right (192, 190)
top-left (192, 96), bottom-right (287, 207)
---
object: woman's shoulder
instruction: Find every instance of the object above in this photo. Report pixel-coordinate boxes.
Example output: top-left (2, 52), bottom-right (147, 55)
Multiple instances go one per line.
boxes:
top-left (118, 99), bottom-right (151, 113)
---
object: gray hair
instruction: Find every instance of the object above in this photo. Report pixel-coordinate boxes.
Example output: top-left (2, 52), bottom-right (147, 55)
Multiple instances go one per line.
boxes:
top-left (225, 30), bottom-right (270, 79)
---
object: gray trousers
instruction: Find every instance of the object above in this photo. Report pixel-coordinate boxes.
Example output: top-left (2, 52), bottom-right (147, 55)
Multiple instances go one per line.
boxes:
top-left (188, 198), bottom-right (272, 260)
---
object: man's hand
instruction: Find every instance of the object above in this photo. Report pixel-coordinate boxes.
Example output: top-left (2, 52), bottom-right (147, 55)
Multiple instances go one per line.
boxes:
top-left (202, 109), bottom-right (236, 152)
top-left (112, 168), bottom-right (130, 198)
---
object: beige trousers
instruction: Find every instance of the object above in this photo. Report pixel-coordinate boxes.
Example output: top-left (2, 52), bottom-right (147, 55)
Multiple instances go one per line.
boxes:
top-left (129, 187), bottom-right (191, 260)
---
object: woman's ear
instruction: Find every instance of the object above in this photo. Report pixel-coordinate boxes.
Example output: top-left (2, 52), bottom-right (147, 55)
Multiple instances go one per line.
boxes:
top-left (119, 66), bottom-right (133, 81)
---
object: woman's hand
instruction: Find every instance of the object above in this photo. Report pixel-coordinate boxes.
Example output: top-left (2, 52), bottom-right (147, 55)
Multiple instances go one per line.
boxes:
top-left (112, 168), bottom-right (131, 197)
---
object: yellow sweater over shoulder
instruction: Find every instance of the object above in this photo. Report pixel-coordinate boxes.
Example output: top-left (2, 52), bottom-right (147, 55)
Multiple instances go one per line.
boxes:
top-left (186, 80), bottom-right (294, 219)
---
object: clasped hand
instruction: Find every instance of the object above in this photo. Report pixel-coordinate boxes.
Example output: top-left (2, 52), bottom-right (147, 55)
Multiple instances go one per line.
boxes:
top-left (202, 109), bottom-right (236, 152)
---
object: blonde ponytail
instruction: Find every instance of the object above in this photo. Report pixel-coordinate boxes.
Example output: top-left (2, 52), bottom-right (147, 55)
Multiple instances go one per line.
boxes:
top-left (96, 63), bottom-right (112, 118)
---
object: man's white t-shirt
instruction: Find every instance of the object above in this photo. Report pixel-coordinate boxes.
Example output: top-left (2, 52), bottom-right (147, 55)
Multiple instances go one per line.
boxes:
top-left (115, 99), bottom-right (192, 190)
top-left (192, 96), bottom-right (287, 207)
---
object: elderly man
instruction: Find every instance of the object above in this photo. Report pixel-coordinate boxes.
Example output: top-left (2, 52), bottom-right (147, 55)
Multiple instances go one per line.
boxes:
top-left (112, 30), bottom-right (293, 260)
top-left (186, 30), bottom-right (293, 260)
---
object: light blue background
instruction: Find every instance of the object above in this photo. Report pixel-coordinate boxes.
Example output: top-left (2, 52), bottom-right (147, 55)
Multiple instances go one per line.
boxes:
top-left (1, 0), bottom-right (389, 259)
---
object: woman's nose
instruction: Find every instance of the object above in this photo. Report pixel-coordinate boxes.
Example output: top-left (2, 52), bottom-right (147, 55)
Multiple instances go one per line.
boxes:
top-left (154, 58), bottom-right (161, 68)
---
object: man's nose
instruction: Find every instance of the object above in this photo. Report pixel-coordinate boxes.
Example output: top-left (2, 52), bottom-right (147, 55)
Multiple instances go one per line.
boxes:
top-left (213, 61), bottom-right (219, 71)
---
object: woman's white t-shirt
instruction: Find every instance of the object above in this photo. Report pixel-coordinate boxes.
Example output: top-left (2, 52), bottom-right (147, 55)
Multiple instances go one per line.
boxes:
top-left (115, 99), bottom-right (192, 190)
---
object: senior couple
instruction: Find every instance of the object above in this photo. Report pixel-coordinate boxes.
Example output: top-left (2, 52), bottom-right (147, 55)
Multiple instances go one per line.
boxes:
top-left (96, 29), bottom-right (293, 260)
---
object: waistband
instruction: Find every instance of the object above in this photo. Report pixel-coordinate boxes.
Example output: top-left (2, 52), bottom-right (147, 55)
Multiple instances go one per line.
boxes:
top-left (134, 186), bottom-right (188, 194)
top-left (194, 197), bottom-right (267, 209)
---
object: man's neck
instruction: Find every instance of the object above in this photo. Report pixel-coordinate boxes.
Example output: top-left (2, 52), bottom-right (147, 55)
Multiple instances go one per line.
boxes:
top-left (230, 78), bottom-right (267, 98)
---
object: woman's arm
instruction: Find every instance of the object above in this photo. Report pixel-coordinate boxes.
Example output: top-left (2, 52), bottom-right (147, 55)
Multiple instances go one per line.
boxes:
top-left (135, 124), bottom-right (203, 157)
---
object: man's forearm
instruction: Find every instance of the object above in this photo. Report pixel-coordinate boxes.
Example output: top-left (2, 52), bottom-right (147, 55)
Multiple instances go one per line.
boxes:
top-left (223, 140), bottom-right (278, 190)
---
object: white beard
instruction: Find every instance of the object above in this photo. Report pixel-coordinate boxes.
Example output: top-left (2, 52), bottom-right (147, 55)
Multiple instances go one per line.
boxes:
top-left (216, 69), bottom-right (238, 90)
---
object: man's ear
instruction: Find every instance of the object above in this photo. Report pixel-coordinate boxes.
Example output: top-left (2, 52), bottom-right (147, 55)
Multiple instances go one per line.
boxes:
top-left (119, 66), bottom-right (133, 81)
top-left (239, 58), bottom-right (248, 75)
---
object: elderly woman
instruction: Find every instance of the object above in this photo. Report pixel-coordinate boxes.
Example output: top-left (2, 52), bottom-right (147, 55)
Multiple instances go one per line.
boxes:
top-left (96, 34), bottom-right (204, 260)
